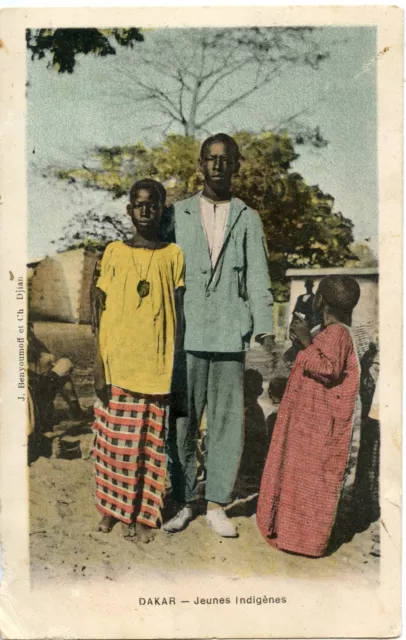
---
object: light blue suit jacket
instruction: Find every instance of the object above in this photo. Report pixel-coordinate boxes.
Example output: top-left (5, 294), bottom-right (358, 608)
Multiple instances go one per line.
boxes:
top-left (172, 193), bottom-right (273, 353)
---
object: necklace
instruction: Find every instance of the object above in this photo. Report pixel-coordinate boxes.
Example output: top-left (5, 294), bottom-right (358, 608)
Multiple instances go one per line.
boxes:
top-left (130, 242), bottom-right (158, 308)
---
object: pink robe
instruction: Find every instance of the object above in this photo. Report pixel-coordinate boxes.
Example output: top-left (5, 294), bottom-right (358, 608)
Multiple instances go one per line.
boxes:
top-left (257, 323), bottom-right (361, 557)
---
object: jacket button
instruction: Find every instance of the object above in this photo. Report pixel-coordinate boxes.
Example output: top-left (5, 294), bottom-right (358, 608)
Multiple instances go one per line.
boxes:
top-left (206, 291), bottom-right (211, 297)
top-left (201, 268), bottom-right (207, 274)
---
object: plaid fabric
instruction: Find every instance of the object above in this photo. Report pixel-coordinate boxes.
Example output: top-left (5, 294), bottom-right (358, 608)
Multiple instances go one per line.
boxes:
top-left (257, 324), bottom-right (360, 557)
top-left (93, 386), bottom-right (168, 528)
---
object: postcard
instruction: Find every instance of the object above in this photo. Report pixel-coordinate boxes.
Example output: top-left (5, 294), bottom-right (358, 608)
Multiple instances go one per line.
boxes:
top-left (0, 5), bottom-right (402, 639)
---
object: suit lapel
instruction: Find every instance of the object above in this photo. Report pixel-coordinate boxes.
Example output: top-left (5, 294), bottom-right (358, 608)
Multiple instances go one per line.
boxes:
top-left (183, 194), bottom-right (212, 271)
top-left (222, 197), bottom-right (246, 247)
top-left (183, 194), bottom-right (247, 287)
top-left (207, 197), bottom-right (247, 287)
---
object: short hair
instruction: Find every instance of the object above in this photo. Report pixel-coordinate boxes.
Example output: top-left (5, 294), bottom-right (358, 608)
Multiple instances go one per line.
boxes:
top-left (244, 368), bottom-right (263, 396)
top-left (268, 377), bottom-right (288, 403)
top-left (129, 178), bottom-right (166, 205)
top-left (318, 275), bottom-right (361, 313)
top-left (199, 133), bottom-right (242, 165)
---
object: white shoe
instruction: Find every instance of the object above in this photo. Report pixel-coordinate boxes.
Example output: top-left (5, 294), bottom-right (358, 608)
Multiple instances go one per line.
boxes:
top-left (206, 509), bottom-right (238, 538)
top-left (163, 506), bottom-right (193, 533)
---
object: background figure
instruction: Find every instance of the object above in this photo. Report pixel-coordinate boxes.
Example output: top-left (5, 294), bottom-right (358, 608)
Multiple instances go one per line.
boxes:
top-left (233, 369), bottom-right (266, 499)
top-left (283, 279), bottom-right (323, 368)
top-left (293, 278), bottom-right (321, 330)
top-left (28, 322), bottom-right (83, 462)
top-left (264, 376), bottom-right (288, 445)
top-left (353, 330), bottom-right (380, 531)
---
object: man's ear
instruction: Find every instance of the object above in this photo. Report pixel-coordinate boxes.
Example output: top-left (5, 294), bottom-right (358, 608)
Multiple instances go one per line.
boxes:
top-left (233, 159), bottom-right (241, 175)
top-left (126, 204), bottom-right (132, 217)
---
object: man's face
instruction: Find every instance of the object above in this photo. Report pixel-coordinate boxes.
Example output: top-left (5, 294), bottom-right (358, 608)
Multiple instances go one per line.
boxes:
top-left (199, 142), bottom-right (235, 191)
top-left (305, 281), bottom-right (314, 294)
top-left (127, 188), bottom-right (162, 232)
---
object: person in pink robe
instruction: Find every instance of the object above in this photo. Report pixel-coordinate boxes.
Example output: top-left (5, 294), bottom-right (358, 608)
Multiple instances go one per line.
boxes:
top-left (256, 275), bottom-right (362, 558)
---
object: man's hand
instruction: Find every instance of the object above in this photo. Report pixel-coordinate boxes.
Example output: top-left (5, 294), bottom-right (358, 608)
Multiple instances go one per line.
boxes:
top-left (289, 314), bottom-right (311, 349)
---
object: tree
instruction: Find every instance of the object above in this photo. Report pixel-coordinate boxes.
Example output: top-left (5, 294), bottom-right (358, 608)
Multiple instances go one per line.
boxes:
top-left (346, 243), bottom-right (378, 268)
top-left (26, 28), bottom-right (144, 73)
top-left (27, 27), bottom-right (329, 146)
top-left (231, 131), bottom-right (355, 299)
top-left (54, 131), bottom-right (355, 300)
top-left (109, 27), bottom-right (329, 138)
top-left (51, 208), bottom-right (132, 252)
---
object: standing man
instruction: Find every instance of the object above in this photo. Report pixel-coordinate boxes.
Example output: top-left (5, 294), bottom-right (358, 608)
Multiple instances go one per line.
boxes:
top-left (164, 133), bottom-right (274, 537)
top-left (293, 278), bottom-right (321, 329)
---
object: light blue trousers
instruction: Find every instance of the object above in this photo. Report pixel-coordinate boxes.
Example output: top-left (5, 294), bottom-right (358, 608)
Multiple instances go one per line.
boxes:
top-left (170, 350), bottom-right (245, 505)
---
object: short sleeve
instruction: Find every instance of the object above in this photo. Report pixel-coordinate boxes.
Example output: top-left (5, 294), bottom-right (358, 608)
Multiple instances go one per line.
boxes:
top-left (96, 242), bottom-right (116, 294)
top-left (173, 245), bottom-right (185, 289)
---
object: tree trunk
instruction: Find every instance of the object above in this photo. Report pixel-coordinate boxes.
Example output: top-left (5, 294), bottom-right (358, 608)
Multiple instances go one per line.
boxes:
top-left (187, 80), bottom-right (201, 137)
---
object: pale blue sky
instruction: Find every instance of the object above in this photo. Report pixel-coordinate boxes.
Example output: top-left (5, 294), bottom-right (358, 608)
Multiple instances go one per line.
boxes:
top-left (27, 26), bottom-right (377, 260)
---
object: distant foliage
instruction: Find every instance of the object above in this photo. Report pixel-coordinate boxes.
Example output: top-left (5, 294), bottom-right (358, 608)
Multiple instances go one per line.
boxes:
top-left (346, 243), bottom-right (378, 268)
top-left (55, 131), bottom-right (356, 300)
top-left (26, 28), bottom-right (144, 73)
top-left (51, 209), bottom-right (132, 253)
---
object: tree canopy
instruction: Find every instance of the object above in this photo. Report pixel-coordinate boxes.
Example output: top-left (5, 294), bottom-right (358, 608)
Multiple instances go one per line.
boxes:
top-left (109, 27), bottom-right (329, 138)
top-left (54, 131), bottom-right (355, 300)
top-left (26, 28), bottom-right (144, 73)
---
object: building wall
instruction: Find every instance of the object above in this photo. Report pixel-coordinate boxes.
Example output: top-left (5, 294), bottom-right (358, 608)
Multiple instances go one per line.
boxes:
top-left (29, 250), bottom-right (86, 323)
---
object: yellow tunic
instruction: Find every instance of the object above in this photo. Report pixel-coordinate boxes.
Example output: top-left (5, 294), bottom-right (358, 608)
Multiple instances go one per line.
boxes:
top-left (97, 241), bottom-right (185, 395)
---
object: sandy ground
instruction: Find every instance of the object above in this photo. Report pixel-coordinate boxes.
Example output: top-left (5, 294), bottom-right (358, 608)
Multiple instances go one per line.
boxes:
top-left (29, 323), bottom-right (380, 586)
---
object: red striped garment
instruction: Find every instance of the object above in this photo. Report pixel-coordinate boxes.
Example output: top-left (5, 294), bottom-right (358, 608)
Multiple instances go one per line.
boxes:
top-left (93, 386), bottom-right (168, 527)
top-left (257, 323), bottom-right (361, 557)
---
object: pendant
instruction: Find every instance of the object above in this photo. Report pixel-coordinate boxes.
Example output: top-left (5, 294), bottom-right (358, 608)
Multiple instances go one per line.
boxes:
top-left (137, 280), bottom-right (150, 306)
top-left (137, 280), bottom-right (150, 298)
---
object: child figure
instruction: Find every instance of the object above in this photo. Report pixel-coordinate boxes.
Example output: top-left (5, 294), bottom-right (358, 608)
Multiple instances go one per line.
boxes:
top-left (257, 275), bottom-right (361, 557)
top-left (264, 376), bottom-right (288, 445)
top-left (92, 179), bottom-right (184, 543)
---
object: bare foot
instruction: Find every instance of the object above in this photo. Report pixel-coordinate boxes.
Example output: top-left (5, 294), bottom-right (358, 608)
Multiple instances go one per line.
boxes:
top-left (121, 522), bottom-right (137, 538)
top-left (137, 523), bottom-right (156, 543)
top-left (97, 515), bottom-right (116, 533)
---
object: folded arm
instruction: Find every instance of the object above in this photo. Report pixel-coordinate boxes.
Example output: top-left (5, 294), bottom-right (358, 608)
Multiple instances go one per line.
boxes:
top-left (299, 325), bottom-right (352, 385)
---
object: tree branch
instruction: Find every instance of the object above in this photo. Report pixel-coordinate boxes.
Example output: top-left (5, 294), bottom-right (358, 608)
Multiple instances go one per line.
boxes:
top-left (196, 64), bottom-right (285, 129)
top-left (197, 57), bottom-right (257, 106)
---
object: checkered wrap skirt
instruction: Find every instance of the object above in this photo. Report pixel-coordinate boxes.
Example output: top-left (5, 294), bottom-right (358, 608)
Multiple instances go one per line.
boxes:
top-left (93, 386), bottom-right (168, 528)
